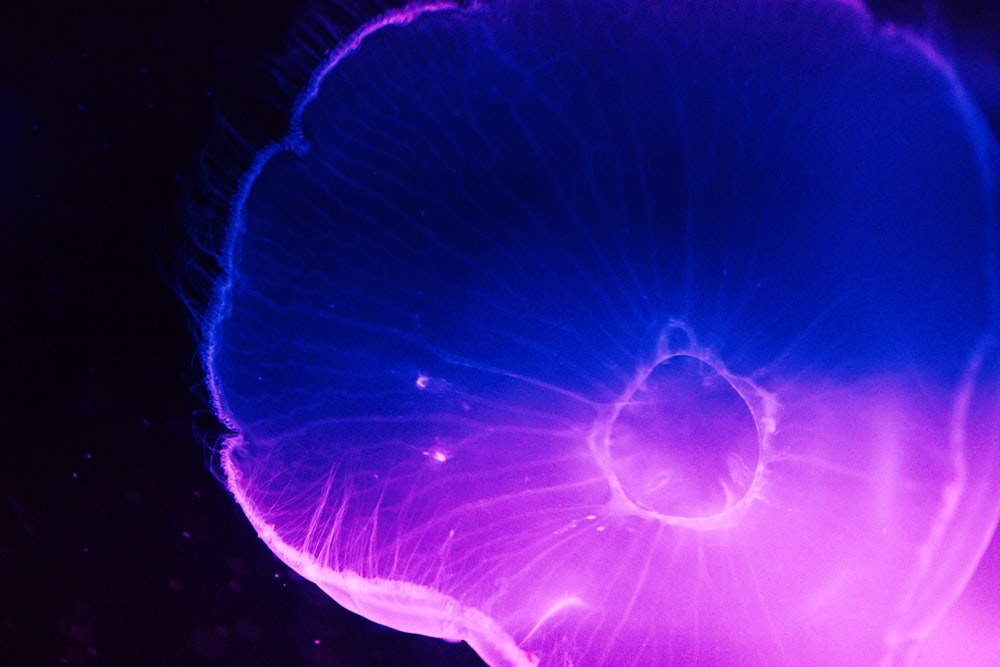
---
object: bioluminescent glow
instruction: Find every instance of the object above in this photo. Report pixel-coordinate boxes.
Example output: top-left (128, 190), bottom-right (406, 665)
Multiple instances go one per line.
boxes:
top-left (196, 0), bottom-right (1000, 664)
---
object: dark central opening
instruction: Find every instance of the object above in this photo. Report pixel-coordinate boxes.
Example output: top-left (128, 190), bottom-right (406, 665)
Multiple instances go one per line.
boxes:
top-left (607, 354), bottom-right (759, 519)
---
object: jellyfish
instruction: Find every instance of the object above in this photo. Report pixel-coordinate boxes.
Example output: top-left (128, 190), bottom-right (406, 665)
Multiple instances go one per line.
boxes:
top-left (192, 0), bottom-right (1000, 664)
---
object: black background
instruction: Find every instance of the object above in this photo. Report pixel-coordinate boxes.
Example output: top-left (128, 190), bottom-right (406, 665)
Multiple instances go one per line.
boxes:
top-left (1, 1), bottom-right (997, 666)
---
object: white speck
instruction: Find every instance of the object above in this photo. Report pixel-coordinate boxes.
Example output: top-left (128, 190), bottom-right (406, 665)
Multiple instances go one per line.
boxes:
top-left (422, 448), bottom-right (448, 463)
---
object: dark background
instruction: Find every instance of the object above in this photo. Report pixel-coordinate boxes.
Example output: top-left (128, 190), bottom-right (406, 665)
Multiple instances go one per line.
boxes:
top-left (0, 0), bottom-right (997, 666)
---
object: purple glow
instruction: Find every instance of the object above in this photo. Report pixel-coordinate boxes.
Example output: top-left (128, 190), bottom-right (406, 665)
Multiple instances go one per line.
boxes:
top-left (197, 0), bottom-right (1000, 665)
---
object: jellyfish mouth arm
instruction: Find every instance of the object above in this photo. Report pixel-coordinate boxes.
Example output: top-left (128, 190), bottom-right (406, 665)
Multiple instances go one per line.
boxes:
top-left (521, 596), bottom-right (587, 645)
top-left (885, 333), bottom-right (1000, 652)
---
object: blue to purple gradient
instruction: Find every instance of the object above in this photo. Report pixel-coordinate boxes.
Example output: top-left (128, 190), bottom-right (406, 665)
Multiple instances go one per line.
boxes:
top-left (200, 0), bottom-right (1000, 664)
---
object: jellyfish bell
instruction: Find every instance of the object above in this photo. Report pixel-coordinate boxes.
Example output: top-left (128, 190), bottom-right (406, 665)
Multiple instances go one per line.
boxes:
top-left (191, 0), bottom-right (1000, 665)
